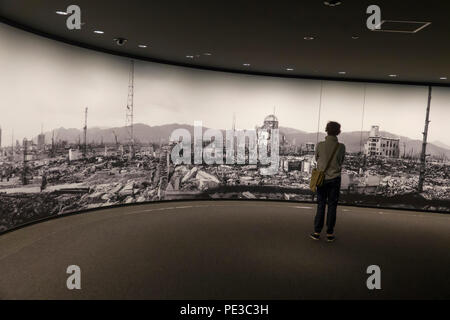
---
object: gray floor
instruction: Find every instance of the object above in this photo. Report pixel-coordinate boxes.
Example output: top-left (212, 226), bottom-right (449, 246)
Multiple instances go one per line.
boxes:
top-left (1, 201), bottom-right (449, 299)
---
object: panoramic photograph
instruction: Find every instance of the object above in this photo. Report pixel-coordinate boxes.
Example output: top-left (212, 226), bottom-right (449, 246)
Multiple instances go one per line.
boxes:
top-left (0, 22), bottom-right (449, 233)
top-left (1, 0), bottom-right (450, 305)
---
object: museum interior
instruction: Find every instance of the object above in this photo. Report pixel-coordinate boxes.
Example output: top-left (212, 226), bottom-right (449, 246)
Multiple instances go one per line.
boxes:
top-left (0, 1), bottom-right (449, 300)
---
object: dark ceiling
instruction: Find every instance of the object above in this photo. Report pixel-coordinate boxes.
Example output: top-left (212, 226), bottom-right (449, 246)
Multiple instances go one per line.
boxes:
top-left (1, 0), bottom-right (450, 86)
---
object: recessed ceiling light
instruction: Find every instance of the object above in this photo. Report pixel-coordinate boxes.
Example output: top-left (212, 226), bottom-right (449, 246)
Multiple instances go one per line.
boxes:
top-left (440, 77), bottom-right (447, 80)
top-left (93, 30), bottom-right (104, 34)
top-left (304, 36), bottom-right (315, 40)
top-left (389, 74), bottom-right (398, 77)
top-left (203, 53), bottom-right (212, 56)
top-left (351, 35), bottom-right (360, 40)
top-left (286, 68), bottom-right (294, 71)
top-left (324, 1), bottom-right (342, 6)
top-left (186, 55), bottom-right (194, 59)
top-left (338, 71), bottom-right (346, 75)
top-left (55, 10), bottom-right (68, 15)
top-left (243, 63), bottom-right (251, 67)
top-left (138, 45), bottom-right (148, 48)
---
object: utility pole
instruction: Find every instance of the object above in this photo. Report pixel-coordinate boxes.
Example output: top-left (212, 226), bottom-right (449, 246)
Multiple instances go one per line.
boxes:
top-left (51, 130), bottom-right (55, 157)
top-left (22, 138), bottom-right (28, 185)
top-left (112, 130), bottom-right (119, 150)
top-left (360, 84), bottom-right (367, 156)
top-left (232, 112), bottom-right (237, 161)
top-left (418, 86), bottom-right (432, 193)
top-left (83, 107), bottom-right (88, 158)
top-left (126, 60), bottom-right (135, 159)
top-left (11, 129), bottom-right (14, 160)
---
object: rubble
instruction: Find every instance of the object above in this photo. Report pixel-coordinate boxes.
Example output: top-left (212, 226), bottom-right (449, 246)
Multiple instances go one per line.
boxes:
top-left (0, 144), bottom-right (448, 233)
top-left (242, 191), bottom-right (256, 199)
top-left (196, 170), bottom-right (220, 190)
top-left (181, 167), bottom-right (198, 183)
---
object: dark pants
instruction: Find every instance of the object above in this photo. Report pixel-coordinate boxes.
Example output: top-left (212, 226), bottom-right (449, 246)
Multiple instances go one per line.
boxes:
top-left (314, 177), bottom-right (341, 234)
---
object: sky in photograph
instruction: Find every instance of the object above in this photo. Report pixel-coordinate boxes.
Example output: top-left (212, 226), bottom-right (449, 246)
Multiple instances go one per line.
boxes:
top-left (0, 22), bottom-right (449, 147)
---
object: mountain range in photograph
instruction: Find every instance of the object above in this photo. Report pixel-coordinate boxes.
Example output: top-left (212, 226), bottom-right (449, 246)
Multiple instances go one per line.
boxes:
top-left (34, 123), bottom-right (450, 158)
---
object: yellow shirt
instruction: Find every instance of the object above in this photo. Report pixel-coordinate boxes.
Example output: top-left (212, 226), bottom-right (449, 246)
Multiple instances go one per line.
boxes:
top-left (315, 136), bottom-right (346, 180)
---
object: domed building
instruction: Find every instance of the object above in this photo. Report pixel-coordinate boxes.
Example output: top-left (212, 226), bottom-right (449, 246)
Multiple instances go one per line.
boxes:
top-left (262, 114), bottom-right (279, 130)
top-left (257, 114), bottom-right (280, 160)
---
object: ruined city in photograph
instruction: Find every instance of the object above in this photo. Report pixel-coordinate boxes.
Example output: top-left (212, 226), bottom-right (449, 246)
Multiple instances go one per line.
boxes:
top-left (0, 23), bottom-right (449, 232)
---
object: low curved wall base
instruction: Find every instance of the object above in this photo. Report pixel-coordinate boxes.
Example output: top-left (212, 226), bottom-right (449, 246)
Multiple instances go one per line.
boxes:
top-left (0, 201), bottom-right (449, 299)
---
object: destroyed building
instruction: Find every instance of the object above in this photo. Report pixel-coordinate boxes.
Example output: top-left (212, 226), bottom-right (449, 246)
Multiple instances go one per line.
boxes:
top-left (364, 125), bottom-right (400, 158)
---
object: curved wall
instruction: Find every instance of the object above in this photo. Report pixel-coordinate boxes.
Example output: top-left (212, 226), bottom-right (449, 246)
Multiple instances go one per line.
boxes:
top-left (1, 23), bottom-right (449, 232)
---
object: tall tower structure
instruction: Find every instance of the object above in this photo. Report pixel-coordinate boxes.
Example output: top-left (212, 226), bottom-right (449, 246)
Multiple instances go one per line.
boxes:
top-left (232, 112), bottom-right (237, 161)
top-left (126, 60), bottom-right (135, 158)
top-left (83, 107), bottom-right (88, 158)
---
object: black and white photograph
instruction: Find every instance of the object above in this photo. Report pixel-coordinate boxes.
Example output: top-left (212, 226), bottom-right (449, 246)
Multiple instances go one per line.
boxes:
top-left (0, 0), bottom-right (450, 304)
top-left (0, 22), bottom-right (449, 233)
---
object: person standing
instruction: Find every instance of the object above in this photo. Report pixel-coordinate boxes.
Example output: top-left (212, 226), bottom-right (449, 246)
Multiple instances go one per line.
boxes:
top-left (310, 121), bottom-right (346, 242)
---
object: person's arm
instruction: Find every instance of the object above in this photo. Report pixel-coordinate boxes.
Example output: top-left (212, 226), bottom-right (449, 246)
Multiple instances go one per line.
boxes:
top-left (315, 143), bottom-right (320, 161)
top-left (338, 144), bottom-right (346, 166)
